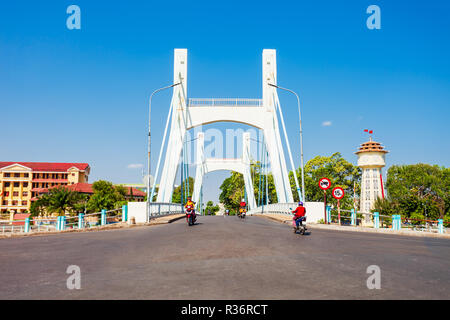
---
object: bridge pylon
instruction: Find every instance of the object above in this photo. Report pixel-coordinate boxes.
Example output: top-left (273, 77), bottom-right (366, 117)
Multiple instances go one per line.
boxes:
top-left (155, 49), bottom-right (295, 204)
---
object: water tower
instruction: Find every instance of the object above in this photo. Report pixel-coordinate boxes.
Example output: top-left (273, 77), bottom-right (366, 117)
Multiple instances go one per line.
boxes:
top-left (355, 135), bottom-right (388, 213)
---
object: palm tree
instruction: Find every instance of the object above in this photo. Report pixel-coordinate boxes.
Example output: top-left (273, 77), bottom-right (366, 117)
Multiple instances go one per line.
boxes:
top-left (46, 186), bottom-right (81, 216)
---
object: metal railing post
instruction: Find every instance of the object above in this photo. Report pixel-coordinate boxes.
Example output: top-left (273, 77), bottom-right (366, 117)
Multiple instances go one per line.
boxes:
top-left (351, 209), bottom-right (356, 226)
top-left (392, 215), bottom-right (397, 230)
top-left (25, 218), bottom-right (30, 233)
top-left (438, 219), bottom-right (444, 234)
top-left (326, 205), bottom-right (331, 224)
top-left (101, 210), bottom-right (107, 226)
top-left (78, 213), bottom-right (84, 229)
top-left (374, 212), bottom-right (380, 229)
top-left (62, 216), bottom-right (66, 231)
top-left (122, 205), bottom-right (128, 222)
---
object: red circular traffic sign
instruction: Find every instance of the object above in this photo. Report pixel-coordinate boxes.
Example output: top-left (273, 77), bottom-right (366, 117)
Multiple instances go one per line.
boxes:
top-left (319, 178), bottom-right (331, 191)
top-left (332, 187), bottom-right (345, 200)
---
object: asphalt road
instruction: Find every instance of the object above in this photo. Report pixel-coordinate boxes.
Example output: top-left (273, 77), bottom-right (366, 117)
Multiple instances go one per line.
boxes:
top-left (0, 215), bottom-right (449, 299)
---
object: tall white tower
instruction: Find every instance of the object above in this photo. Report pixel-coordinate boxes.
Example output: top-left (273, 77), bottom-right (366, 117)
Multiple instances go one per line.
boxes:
top-left (355, 137), bottom-right (388, 212)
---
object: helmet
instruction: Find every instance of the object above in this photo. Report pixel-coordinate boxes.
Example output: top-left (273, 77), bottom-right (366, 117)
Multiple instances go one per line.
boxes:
top-left (241, 199), bottom-right (245, 202)
top-left (298, 202), bottom-right (303, 206)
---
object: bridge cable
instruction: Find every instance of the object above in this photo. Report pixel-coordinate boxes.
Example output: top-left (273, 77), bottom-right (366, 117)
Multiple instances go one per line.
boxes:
top-left (273, 93), bottom-right (303, 202)
top-left (150, 96), bottom-right (175, 202)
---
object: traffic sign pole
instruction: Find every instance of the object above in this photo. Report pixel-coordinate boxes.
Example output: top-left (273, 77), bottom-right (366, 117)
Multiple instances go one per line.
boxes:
top-left (331, 186), bottom-right (345, 225)
top-left (338, 199), bottom-right (341, 225)
top-left (319, 178), bottom-right (331, 224)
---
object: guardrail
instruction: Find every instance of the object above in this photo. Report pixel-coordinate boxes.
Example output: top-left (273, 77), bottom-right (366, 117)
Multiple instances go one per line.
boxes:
top-left (188, 98), bottom-right (263, 108)
top-left (0, 205), bottom-right (129, 236)
top-left (147, 202), bottom-right (184, 221)
top-left (248, 203), bottom-right (447, 235)
top-left (326, 206), bottom-right (446, 234)
top-left (248, 203), bottom-right (297, 215)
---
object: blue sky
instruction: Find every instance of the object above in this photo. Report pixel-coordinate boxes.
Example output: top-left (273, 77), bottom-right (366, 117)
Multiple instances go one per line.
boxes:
top-left (1, 1), bottom-right (449, 203)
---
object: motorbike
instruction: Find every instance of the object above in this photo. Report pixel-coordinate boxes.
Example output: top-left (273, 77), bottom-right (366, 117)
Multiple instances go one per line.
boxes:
top-left (292, 215), bottom-right (307, 235)
top-left (238, 208), bottom-right (247, 219)
top-left (185, 205), bottom-right (196, 226)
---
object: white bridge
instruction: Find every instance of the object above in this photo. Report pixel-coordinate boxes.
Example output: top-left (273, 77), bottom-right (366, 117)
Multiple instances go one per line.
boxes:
top-left (150, 48), bottom-right (303, 213)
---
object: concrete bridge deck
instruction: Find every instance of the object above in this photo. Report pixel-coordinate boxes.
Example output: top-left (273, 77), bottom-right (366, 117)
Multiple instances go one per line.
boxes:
top-left (0, 216), bottom-right (449, 299)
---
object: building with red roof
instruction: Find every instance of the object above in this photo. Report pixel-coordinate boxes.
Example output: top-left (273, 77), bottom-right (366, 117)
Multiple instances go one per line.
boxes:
top-left (34, 182), bottom-right (146, 204)
top-left (0, 162), bottom-right (90, 214)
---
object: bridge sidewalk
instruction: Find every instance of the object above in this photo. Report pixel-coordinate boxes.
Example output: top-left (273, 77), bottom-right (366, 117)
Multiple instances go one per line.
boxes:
top-left (254, 214), bottom-right (450, 239)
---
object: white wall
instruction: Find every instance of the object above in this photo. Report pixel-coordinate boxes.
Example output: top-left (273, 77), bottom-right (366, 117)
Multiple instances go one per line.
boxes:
top-left (248, 201), bottom-right (325, 224)
top-left (128, 202), bottom-right (147, 224)
top-left (304, 202), bottom-right (325, 223)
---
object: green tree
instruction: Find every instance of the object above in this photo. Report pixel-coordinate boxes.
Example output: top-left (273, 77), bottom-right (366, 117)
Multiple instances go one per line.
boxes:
top-left (172, 177), bottom-right (194, 204)
top-left (219, 172), bottom-right (245, 211)
top-left (204, 200), bottom-right (220, 215)
top-left (219, 162), bottom-right (278, 211)
top-left (87, 180), bottom-right (124, 212)
top-left (45, 186), bottom-right (81, 216)
top-left (385, 164), bottom-right (449, 220)
top-left (290, 152), bottom-right (361, 209)
top-left (30, 194), bottom-right (50, 217)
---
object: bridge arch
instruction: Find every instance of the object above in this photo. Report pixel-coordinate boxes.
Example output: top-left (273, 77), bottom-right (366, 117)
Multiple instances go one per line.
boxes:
top-left (192, 132), bottom-right (257, 210)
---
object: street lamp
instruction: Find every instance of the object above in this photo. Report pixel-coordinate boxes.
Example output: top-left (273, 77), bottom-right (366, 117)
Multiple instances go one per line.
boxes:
top-left (147, 82), bottom-right (181, 218)
top-left (268, 83), bottom-right (306, 203)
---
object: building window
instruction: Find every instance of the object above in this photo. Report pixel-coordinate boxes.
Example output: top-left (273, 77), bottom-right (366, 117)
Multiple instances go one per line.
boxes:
top-left (365, 202), bottom-right (370, 212)
top-left (3, 191), bottom-right (9, 197)
top-left (22, 201), bottom-right (27, 206)
top-left (22, 192), bottom-right (28, 197)
top-left (24, 173), bottom-right (29, 178)
top-left (23, 182), bottom-right (28, 187)
top-left (2, 200), bottom-right (7, 205)
top-left (4, 182), bottom-right (10, 187)
top-left (373, 179), bottom-right (378, 190)
top-left (14, 173), bottom-right (20, 177)
top-left (13, 182), bottom-right (19, 188)
top-left (366, 191), bottom-right (370, 200)
top-left (12, 200), bottom-right (18, 206)
top-left (4, 173), bottom-right (10, 177)
top-left (13, 191), bottom-right (19, 197)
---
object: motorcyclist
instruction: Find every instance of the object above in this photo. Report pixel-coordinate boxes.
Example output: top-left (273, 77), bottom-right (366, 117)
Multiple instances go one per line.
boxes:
top-left (185, 196), bottom-right (196, 222)
top-left (292, 202), bottom-right (306, 230)
top-left (238, 199), bottom-right (246, 217)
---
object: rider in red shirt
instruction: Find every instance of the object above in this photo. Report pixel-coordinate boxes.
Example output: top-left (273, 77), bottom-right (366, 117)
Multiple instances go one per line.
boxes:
top-left (238, 199), bottom-right (247, 217)
top-left (292, 202), bottom-right (306, 229)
